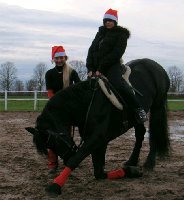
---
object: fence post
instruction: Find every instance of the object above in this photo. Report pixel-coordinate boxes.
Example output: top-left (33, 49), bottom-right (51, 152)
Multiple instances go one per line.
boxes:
top-left (34, 91), bottom-right (37, 111)
top-left (5, 90), bottom-right (7, 111)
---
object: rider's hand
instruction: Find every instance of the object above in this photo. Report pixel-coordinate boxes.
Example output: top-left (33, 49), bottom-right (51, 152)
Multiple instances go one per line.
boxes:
top-left (88, 71), bottom-right (93, 77)
top-left (95, 71), bottom-right (101, 76)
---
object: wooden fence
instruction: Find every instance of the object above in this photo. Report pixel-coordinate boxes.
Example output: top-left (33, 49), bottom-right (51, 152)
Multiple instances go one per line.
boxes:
top-left (0, 91), bottom-right (183, 111)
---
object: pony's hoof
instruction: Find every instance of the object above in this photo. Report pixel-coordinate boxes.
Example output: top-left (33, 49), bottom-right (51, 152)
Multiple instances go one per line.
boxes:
top-left (48, 168), bottom-right (58, 175)
top-left (124, 160), bottom-right (138, 167)
top-left (143, 162), bottom-right (154, 171)
top-left (45, 183), bottom-right (61, 197)
top-left (94, 172), bottom-right (107, 180)
top-left (143, 160), bottom-right (155, 171)
top-left (123, 166), bottom-right (143, 178)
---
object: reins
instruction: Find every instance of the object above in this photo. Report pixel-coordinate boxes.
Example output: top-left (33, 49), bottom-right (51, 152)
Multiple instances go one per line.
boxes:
top-left (75, 76), bottom-right (139, 148)
top-left (78, 77), bottom-right (99, 148)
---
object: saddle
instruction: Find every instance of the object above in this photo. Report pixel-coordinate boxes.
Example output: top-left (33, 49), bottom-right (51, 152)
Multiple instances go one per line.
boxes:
top-left (98, 65), bottom-right (133, 111)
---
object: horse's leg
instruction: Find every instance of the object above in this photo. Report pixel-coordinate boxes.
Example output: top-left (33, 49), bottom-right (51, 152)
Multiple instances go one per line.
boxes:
top-left (125, 124), bottom-right (146, 166)
top-left (91, 144), bottom-right (108, 179)
top-left (45, 133), bottom-right (104, 196)
top-left (143, 132), bottom-right (157, 170)
top-left (144, 99), bottom-right (169, 170)
top-left (46, 108), bottom-right (111, 196)
top-left (90, 135), bottom-right (143, 180)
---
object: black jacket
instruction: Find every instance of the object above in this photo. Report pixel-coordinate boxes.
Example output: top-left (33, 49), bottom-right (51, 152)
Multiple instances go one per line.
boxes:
top-left (45, 66), bottom-right (80, 94)
top-left (86, 25), bottom-right (130, 74)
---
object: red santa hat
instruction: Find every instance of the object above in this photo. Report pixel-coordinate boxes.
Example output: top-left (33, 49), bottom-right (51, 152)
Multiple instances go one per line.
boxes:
top-left (52, 46), bottom-right (66, 60)
top-left (103, 8), bottom-right (118, 23)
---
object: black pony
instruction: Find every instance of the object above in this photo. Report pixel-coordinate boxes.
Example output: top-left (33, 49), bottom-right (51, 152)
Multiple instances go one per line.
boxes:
top-left (26, 58), bottom-right (170, 196)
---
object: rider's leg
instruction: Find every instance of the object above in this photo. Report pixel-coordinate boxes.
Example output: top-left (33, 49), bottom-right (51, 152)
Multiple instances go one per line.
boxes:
top-left (118, 78), bottom-right (148, 123)
top-left (106, 64), bottom-right (147, 123)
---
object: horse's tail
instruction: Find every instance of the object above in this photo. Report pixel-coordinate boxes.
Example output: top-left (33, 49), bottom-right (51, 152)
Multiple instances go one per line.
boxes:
top-left (149, 95), bottom-right (170, 157)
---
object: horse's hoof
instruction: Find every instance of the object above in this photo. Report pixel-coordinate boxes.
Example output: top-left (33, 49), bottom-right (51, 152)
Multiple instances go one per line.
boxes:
top-left (123, 166), bottom-right (143, 178)
top-left (94, 172), bottom-right (107, 180)
top-left (45, 183), bottom-right (61, 197)
top-left (48, 168), bottom-right (58, 175)
top-left (143, 160), bottom-right (155, 171)
top-left (143, 162), bottom-right (154, 171)
top-left (124, 160), bottom-right (138, 167)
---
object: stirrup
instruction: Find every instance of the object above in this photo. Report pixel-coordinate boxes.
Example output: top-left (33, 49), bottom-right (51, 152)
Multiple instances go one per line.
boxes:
top-left (135, 108), bottom-right (148, 124)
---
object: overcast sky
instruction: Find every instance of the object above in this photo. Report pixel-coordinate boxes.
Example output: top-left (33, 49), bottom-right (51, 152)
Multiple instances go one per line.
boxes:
top-left (0, 0), bottom-right (183, 80)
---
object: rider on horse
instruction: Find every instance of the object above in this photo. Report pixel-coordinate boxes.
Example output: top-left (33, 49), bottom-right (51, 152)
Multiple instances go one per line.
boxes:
top-left (86, 8), bottom-right (147, 124)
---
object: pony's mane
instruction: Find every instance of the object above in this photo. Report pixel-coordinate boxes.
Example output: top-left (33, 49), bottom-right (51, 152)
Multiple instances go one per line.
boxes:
top-left (59, 80), bottom-right (93, 105)
top-left (44, 80), bottom-right (94, 126)
top-left (62, 80), bottom-right (92, 96)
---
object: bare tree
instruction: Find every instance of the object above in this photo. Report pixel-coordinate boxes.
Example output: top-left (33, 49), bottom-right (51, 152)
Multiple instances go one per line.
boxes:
top-left (69, 60), bottom-right (87, 80)
top-left (0, 62), bottom-right (17, 91)
top-left (33, 62), bottom-right (47, 91)
top-left (13, 80), bottom-right (24, 91)
top-left (26, 79), bottom-right (37, 91)
top-left (167, 66), bottom-right (183, 92)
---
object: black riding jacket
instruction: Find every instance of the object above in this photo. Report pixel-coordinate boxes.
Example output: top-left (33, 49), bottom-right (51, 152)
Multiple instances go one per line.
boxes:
top-left (86, 25), bottom-right (130, 74)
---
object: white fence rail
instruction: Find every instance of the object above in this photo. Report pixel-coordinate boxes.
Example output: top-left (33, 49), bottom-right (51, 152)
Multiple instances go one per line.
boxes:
top-left (0, 91), bottom-right (184, 111)
top-left (0, 90), bottom-right (48, 111)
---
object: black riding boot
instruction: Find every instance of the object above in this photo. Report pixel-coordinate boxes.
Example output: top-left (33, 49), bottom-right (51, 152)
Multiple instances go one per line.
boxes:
top-left (106, 64), bottom-right (147, 124)
top-left (117, 80), bottom-right (148, 124)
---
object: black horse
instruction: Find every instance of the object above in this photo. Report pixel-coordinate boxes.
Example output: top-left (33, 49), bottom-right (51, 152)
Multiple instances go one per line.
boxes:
top-left (26, 58), bottom-right (170, 196)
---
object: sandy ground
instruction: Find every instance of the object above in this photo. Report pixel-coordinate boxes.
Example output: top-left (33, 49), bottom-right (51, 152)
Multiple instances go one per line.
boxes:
top-left (0, 111), bottom-right (184, 200)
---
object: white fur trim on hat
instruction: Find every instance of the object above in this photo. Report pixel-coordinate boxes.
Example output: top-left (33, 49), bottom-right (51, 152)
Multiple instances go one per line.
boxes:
top-left (103, 14), bottom-right (118, 22)
top-left (54, 52), bottom-right (66, 57)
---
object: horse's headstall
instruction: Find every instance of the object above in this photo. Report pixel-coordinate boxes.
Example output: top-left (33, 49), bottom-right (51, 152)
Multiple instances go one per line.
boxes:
top-left (47, 130), bottom-right (75, 149)
top-left (25, 127), bottom-right (39, 136)
top-left (47, 130), bottom-right (78, 158)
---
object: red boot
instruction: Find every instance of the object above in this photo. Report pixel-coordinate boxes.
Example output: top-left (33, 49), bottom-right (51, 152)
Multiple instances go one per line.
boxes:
top-left (48, 149), bottom-right (58, 174)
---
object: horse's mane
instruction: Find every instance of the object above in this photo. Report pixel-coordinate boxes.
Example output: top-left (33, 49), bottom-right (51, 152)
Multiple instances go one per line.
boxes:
top-left (43, 80), bottom-right (94, 126)
top-left (57, 80), bottom-right (93, 104)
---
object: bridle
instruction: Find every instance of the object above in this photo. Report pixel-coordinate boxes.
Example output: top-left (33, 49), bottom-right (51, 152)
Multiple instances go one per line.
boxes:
top-left (78, 77), bottom-right (99, 147)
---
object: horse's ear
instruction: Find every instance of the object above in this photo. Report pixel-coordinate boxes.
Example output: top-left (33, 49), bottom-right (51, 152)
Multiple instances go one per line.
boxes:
top-left (25, 127), bottom-right (38, 135)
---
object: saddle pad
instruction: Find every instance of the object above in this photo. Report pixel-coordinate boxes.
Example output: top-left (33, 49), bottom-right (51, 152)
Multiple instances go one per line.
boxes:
top-left (98, 65), bottom-right (132, 111)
